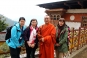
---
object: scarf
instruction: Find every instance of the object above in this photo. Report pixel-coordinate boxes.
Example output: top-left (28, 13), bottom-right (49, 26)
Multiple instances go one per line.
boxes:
top-left (58, 29), bottom-right (61, 39)
top-left (29, 26), bottom-right (37, 44)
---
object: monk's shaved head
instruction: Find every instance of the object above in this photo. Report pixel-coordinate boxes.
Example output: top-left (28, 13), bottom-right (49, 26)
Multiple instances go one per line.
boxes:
top-left (44, 15), bottom-right (51, 24)
top-left (44, 15), bottom-right (51, 19)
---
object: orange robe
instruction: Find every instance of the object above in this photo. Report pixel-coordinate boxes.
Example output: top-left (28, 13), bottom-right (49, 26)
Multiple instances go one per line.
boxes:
top-left (38, 23), bottom-right (56, 58)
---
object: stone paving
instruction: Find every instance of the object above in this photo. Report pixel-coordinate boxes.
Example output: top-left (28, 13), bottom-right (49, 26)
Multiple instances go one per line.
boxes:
top-left (73, 47), bottom-right (87, 58)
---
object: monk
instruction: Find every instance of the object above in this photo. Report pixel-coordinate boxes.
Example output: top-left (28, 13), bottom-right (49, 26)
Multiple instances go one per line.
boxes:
top-left (37, 15), bottom-right (56, 58)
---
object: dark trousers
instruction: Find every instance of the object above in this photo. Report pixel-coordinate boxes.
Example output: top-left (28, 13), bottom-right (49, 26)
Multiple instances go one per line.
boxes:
top-left (9, 47), bottom-right (21, 58)
top-left (25, 43), bottom-right (37, 58)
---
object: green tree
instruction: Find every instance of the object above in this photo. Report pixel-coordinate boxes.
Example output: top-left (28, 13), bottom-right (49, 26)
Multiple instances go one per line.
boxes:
top-left (0, 19), bottom-right (8, 32)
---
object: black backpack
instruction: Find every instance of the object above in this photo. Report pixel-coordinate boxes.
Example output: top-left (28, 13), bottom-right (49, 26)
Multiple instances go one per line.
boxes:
top-left (5, 25), bottom-right (17, 40)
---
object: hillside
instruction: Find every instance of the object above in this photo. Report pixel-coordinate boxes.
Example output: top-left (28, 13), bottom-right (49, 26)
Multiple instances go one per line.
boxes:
top-left (0, 14), bottom-right (17, 27)
top-left (0, 14), bottom-right (17, 32)
top-left (0, 14), bottom-right (17, 40)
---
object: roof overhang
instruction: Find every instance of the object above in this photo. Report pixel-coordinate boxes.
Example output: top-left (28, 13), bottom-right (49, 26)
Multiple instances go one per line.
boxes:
top-left (37, 0), bottom-right (87, 9)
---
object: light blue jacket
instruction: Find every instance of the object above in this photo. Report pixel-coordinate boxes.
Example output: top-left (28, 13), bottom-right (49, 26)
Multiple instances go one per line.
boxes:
top-left (6, 23), bottom-right (26, 49)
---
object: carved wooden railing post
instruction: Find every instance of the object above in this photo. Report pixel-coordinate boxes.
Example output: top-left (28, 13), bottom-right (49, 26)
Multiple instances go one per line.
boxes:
top-left (77, 27), bottom-right (81, 50)
top-left (69, 27), bottom-right (74, 54)
top-left (71, 27), bottom-right (74, 52)
top-left (83, 27), bottom-right (85, 46)
top-left (85, 27), bottom-right (87, 44)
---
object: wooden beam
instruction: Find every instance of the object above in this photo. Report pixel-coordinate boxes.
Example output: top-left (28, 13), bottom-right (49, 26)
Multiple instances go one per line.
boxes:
top-left (78, 1), bottom-right (83, 8)
top-left (64, 3), bottom-right (70, 9)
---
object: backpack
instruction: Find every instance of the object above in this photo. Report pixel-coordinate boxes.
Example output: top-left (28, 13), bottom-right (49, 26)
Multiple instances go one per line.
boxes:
top-left (5, 25), bottom-right (17, 40)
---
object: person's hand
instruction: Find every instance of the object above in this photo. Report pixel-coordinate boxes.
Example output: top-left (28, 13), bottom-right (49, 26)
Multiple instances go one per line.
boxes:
top-left (27, 41), bottom-right (32, 47)
top-left (27, 41), bottom-right (29, 44)
top-left (39, 26), bottom-right (42, 29)
top-left (18, 46), bottom-right (21, 48)
top-left (55, 43), bottom-right (60, 46)
top-left (29, 44), bottom-right (32, 47)
top-left (41, 38), bottom-right (44, 42)
top-left (39, 38), bottom-right (42, 41)
top-left (31, 44), bottom-right (35, 48)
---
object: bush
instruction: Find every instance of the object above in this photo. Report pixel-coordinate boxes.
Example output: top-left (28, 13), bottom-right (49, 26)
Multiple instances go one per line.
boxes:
top-left (0, 42), bottom-right (9, 53)
top-left (0, 19), bottom-right (8, 32)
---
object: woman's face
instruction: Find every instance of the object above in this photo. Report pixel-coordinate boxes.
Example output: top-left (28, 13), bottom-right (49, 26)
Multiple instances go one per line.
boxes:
top-left (31, 20), bottom-right (37, 27)
top-left (19, 19), bottom-right (25, 27)
top-left (59, 21), bottom-right (64, 26)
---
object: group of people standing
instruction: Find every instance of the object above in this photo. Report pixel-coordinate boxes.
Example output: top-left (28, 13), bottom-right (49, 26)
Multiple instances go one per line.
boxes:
top-left (6, 15), bottom-right (69, 58)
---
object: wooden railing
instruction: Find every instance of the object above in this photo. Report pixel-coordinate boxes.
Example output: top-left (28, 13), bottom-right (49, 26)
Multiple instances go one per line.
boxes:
top-left (0, 27), bottom-right (87, 55)
top-left (0, 32), bottom-right (25, 55)
top-left (69, 27), bottom-right (87, 53)
top-left (0, 32), bottom-right (7, 54)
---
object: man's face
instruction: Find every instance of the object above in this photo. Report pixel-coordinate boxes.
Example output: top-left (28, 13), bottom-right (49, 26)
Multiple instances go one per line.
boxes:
top-left (44, 16), bottom-right (50, 24)
top-left (19, 19), bottom-right (25, 26)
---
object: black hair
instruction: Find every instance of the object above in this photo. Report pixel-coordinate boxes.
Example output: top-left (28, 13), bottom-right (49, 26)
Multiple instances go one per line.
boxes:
top-left (29, 19), bottom-right (38, 28)
top-left (57, 18), bottom-right (66, 30)
top-left (19, 17), bottom-right (25, 22)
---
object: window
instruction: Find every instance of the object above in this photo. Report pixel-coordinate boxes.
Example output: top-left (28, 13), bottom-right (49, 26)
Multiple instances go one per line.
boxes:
top-left (50, 14), bottom-right (61, 20)
top-left (57, 15), bottom-right (60, 20)
top-left (54, 15), bottom-right (56, 20)
top-left (81, 16), bottom-right (87, 27)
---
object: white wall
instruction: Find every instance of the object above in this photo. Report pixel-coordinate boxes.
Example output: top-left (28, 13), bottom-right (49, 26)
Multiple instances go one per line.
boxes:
top-left (66, 22), bottom-right (81, 29)
top-left (66, 9), bottom-right (87, 13)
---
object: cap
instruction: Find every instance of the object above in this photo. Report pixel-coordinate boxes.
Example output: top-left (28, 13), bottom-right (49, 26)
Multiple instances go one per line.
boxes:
top-left (59, 18), bottom-right (65, 21)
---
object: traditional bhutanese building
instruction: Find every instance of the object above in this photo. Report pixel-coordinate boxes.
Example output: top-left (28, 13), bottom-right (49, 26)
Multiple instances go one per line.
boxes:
top-left (37, 0), bottom-right (87, 29)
